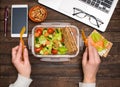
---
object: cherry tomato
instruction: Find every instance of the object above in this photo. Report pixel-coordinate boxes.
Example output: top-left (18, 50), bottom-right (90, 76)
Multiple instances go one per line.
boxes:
top-left (47, 28), bottom-right (54, 34)
top-left (36, 27), bottom-right (43, 31)
top-left (51, 49), bottom-right (58, 55)
top-left (36, 28), bottom-right (42, 34)
top-left (35, 27), bottom-right (43, 37)
top-left (34, 46), bottom-right (43, 53)
top-left (35, 32), bottom-right (40, 37)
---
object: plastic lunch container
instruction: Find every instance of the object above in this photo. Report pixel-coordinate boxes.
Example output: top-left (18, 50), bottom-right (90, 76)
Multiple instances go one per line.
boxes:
top-left (28, 22), bottom-right (84, 62)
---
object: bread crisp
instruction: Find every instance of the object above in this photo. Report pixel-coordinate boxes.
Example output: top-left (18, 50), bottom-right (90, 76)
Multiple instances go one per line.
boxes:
top-left (89, 30), bottom-right (113, 57)
top-left (61, 27), bottom-right (78, 54)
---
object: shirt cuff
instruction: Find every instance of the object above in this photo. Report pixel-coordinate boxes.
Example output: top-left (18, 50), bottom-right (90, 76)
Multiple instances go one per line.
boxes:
top-left (10, 74), bottom-right (32, 87)
top-left (79, 82), bottom-right (96, 87)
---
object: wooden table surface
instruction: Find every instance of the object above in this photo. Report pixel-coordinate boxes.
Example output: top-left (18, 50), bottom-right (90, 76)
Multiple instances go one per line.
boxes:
top-left (0, 0), bottom-right (120, 87)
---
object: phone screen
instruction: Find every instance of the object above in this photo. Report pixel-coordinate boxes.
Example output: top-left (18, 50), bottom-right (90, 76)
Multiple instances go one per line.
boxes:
top-left (11, 5), bottom-right (28, 37)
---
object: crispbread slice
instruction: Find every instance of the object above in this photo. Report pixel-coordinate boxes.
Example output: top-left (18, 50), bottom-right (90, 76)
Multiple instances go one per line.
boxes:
top-left (102, 42), bottom-right (113, 57)
top-left (61, 27), bottom-right (78, 54)
top-left (62, 28), bottom-right (73, 53)
top-left (89, 30), bottom-right (113, 57)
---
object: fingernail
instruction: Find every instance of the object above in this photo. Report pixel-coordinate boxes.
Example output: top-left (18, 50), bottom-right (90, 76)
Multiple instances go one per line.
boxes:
top-left (24, 48), bottom-right (28, 52)
top-left (24, 47), bottom-right (26, 51)
top-left (24, 45), bottom-right (26, 48)
top-left (85, 48), bottom-right (88, 52)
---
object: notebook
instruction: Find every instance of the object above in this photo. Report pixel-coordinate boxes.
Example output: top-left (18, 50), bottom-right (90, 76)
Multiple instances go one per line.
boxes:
top-left (38, 0), bottom-right (118, 32)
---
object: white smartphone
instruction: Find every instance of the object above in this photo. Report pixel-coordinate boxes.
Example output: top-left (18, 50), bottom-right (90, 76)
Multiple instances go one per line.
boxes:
top-left (11, 5), bottom-right (28, 37)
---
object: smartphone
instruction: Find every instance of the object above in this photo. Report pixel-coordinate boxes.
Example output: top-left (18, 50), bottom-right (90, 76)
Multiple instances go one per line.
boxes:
top-left (11, 5), bottom-right (28, 37)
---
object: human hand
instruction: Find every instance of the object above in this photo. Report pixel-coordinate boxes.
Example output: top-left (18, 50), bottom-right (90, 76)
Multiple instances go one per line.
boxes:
top-left (12, 42), bottom-right (31, 78)
top-left (82, 38), bottom-right (101, 83)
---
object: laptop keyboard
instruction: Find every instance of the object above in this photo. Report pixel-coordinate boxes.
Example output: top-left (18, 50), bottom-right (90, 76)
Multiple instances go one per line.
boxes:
top-left (79, 0), bottom-right (114, 13)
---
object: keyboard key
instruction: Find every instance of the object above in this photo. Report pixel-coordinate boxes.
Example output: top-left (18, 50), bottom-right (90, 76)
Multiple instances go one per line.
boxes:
top-left (87, 0), bottom-right (91, 4)
top-left (81, 0), bottom-right (87, 2)
top-left (99, 7), bottom-right (102, 10)
top-left (104, 0), bottom-right (112, 5)
top-left (101, 2), bottom-right (111, 8)
top-left (97, 0), bottom-right (100, 3)
top-left (91, 1), bottom-right (96, 6)
top-left (79, 0), bottom-right (112, 13)
top-left (102, 7), bottom-right (106, 10)
top-left (95, 3), bottom-right (99, 8)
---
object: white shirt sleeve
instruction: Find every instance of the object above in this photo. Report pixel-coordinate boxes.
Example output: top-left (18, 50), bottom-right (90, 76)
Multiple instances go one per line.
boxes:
top-left (9, 74), bottom-right (32, 87)
top-left (79, 82), bottom-right (96, 87)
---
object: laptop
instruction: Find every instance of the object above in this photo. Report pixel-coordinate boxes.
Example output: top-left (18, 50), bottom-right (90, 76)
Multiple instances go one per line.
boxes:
top-left (38, 0), bottom-right (118, 32)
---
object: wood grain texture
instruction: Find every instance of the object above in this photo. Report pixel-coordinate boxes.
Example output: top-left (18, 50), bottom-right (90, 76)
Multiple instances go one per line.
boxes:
top-left (0, 0), bottom-right (120, 87)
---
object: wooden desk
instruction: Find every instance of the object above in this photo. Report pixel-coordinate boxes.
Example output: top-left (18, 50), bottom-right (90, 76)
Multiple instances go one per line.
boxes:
top-left (0, 0), bottom-right (120, 87)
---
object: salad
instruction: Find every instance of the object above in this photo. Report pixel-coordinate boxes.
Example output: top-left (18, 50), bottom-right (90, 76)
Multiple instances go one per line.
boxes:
top-left (34, 27), bottom-right (68, 55)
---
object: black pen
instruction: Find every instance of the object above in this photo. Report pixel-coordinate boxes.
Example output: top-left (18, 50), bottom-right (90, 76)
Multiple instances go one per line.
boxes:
top-left (4, 6), bottom-right (9, 37)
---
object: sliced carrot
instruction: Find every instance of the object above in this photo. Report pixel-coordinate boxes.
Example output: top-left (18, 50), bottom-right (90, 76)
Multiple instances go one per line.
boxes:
top-left (44, 51), bottom-right (49, 55)
top-left (81, 29), bottom-right (87, 46)
top-left (95, 40), bottom-right (104, 47)
top-left (45, 40), bottom-right (50, 45)
top-left (44, 32), bottom-right (49, 37)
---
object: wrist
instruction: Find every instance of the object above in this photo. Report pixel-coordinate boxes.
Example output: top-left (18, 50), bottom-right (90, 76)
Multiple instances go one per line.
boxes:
top-left (20, 73), bottom-right (30, 79)
top-left (83, 77), bottom-right (96, 83)
top-left (11, 74), bottom-right (32, 87)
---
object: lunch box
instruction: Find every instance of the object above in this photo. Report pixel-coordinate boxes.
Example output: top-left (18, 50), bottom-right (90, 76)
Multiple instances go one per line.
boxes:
top-left (28, 22), bottom-right (84, 62)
